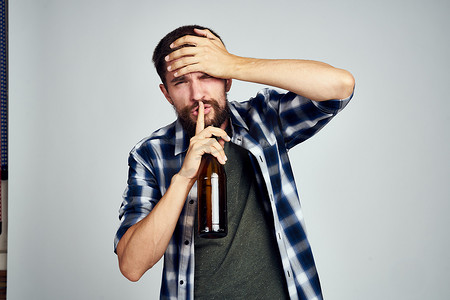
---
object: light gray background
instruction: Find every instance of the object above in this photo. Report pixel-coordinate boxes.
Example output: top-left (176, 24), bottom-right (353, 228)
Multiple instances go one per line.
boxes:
top-left (8, 0), bottom-right (450, 299)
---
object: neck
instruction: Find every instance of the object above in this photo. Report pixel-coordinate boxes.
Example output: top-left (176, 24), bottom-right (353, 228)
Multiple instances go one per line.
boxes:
top-left (220, 119), bottom-right (229, 131)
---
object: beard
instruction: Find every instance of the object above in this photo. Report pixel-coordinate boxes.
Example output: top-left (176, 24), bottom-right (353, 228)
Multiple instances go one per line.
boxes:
top-left (176, 97), bottom-right (230, 138)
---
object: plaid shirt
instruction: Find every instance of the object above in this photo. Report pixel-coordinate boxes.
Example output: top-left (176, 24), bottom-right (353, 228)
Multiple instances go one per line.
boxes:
top-left (115, 88), bottom-right (352, 300)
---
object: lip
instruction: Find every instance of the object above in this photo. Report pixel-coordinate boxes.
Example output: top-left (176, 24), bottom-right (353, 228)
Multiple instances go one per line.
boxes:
top-left (192, 104), bottom-right (212, 116)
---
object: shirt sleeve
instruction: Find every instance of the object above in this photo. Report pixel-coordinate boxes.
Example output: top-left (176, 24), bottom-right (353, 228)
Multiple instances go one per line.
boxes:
top-left (114, 148), bottom-right (162, 253)
top-left (266, 88), bottom-right (353, 149)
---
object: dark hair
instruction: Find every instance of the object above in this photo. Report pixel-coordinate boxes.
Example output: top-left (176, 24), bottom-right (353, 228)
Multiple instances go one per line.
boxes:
top-left (152, 25), bottom-right (223, 86)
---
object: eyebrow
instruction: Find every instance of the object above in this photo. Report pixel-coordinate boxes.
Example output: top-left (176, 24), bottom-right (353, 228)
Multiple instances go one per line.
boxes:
top-left (170, 75), bottom-right (186, 84)
top-left (169, 73), bottom-right (213, 85)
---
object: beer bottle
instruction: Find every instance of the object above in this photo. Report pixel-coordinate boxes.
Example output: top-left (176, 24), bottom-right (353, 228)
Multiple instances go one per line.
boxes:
top-left (197, 153), bottom-right (227, 238)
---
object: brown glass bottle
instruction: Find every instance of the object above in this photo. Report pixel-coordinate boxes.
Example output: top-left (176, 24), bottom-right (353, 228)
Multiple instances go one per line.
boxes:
top-left (197, 154), bottom-right (227, 238)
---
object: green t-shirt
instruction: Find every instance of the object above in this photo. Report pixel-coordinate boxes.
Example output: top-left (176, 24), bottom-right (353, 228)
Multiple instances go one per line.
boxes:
top-left (194, 141), bottom-right (289, 299)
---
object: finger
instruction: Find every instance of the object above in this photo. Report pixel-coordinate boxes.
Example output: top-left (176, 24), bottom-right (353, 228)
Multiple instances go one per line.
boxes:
top-left (167, 56), bottom-right (199, 73)
top-left (197, 138), bottom-right (227, 164)
top-left (209, 141), bottom-right (228, 164)
top-left (170, 34), bottom-right (205, 49)
top-left (193, 28), bottom-right (216, 40)
top-left (169, 36), bottom-right (194, 49)
top-left (165, 46), bottom-right (198, 63)
top-left (195, 126), bottom-right (231, 142)
top-left (172, 64), bottom-right (201, 78)
top-left (195, 101), bottom-right (205, 135)
top-left (193, 29), bottom-right (225, 50)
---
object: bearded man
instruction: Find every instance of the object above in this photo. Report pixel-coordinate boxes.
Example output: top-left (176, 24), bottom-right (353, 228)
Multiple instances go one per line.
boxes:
top-left (115, 25), bottom-right (355, 300)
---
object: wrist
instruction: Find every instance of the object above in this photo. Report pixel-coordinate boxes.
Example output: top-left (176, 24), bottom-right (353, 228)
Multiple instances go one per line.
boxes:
top-left (229, 56), bottom-right (262, 82)
top-left (228, 55), bottom-right (246, 79)
top-left (172, 172), bottom-right (196, 188)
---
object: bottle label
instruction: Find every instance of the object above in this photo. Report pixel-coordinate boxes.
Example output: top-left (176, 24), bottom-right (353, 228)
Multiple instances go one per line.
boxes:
top-left (211, 173), bottom-right (219, 231)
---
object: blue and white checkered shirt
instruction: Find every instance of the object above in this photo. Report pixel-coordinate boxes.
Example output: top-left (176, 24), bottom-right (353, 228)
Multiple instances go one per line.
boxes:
top-left (115, 88), bottom-right (352, 300)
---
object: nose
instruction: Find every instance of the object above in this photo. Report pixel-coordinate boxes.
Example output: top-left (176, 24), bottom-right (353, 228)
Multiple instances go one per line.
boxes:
top-left (190, 78), bottom-right (206, 102)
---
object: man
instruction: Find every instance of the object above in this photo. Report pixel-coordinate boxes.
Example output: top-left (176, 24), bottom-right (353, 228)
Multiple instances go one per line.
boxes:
top-left (115, 25), bottom-right (354, 299)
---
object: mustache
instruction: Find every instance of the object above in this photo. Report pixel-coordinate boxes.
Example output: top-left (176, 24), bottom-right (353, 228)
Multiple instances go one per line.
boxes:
top-left (176, 98), bottom-right (230, 138)
top-left (191, 100), bottom-right (217, 110)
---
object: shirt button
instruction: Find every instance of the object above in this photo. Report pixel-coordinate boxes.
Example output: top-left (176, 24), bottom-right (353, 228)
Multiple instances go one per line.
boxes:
top-left (184, 240), bottom-right (190, 245)
top-left (180, 280), bottom-right (184, 285)
top-left (189, 199), bottom-right (194, 204)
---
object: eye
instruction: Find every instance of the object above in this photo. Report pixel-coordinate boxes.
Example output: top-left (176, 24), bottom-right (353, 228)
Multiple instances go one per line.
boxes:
top-left (200, 74), bottom-right (213, 80)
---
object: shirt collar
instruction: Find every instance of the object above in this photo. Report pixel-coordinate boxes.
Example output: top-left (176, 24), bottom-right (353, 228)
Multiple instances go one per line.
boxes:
top-left (228, 102), bottom-right (249, 131)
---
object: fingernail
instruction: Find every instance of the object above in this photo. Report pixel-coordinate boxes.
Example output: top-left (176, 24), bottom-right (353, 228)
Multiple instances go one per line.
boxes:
top-left (170, 43), bottom-right (174, 48)
top-left (165, 55), bottom-right (169, 61)
top-left (167, 65), bottom-right (171, 71)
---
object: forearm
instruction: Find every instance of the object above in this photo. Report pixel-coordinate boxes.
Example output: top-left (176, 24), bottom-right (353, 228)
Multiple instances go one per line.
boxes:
top-left (117, 173), bottom-right (194, 281)
top-left (166, 30), bottom-right (354, 101)
top-left (167, 30), bottom-right (355, 101)
top-left (116, 103), bottom-right (231, 282)
top-left (230, 57), bottom-right (355, 101)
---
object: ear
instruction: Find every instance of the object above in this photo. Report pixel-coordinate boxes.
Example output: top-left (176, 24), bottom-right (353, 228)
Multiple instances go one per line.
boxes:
top-left (225, 79), bottom-right (232, 92)
top-left (159, 83), bottom-right (173, 105)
